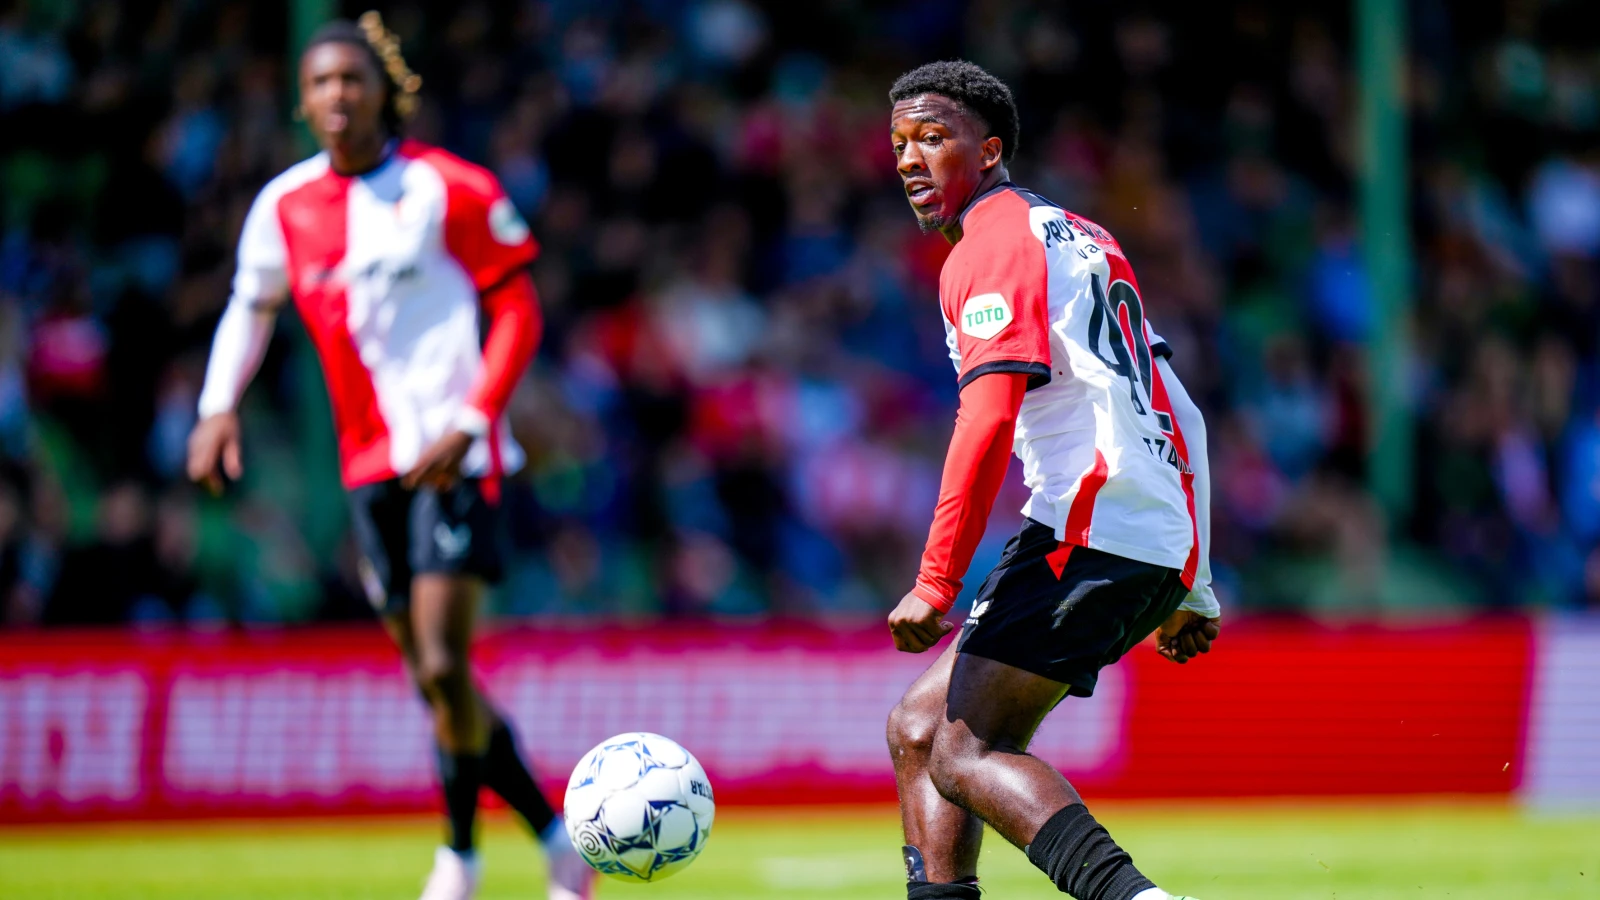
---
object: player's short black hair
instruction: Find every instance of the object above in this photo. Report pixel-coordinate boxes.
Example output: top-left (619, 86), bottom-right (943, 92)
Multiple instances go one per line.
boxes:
top-left (303, 13), bottom-right (421, 136)
top-left (889, 60), bottom-right (1020, 163)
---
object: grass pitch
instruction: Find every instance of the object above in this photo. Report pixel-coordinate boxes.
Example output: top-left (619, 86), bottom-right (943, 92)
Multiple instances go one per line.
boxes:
top-left (1, 800), bottom-right (1595, 899)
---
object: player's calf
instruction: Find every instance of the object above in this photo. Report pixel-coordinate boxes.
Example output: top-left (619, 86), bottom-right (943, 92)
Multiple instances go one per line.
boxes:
top-left (414, 647), bottom-right (489, 752)
top-left (411, 586), bottom-right (490, 858)
top-left (927, 653), bottom-right (1170, 900)
top-left (925, 738), bottom-right (1165, 900)
top-left (924, 725), bottom-right (1039, 815)
top-left (1024, 803), bottom-right (1169, 900)
top-left (888, 645), bottom-right (986, 897)
top-left (892, 700), bottom-right (982, 900)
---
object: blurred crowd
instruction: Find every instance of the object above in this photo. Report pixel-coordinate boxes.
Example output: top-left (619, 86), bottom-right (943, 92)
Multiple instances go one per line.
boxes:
top-left (2, 0), bottom-right (1598, 626)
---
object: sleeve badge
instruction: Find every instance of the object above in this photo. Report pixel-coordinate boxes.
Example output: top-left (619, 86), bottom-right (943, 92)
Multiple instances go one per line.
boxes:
top-left (488, 197), bottom-right (531, 246)
top-left (960, 293), bottom-right (1012, 340)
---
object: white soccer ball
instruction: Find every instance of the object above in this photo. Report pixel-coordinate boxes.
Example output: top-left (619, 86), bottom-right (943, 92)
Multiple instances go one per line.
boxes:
top-left (564, 732), bottom-right (715, 882)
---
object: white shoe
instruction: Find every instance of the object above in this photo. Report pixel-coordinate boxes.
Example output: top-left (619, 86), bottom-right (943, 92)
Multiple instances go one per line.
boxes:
top-left (419, 846), bottom-right (481, 900)
top-left (543, 819), bottom-right (597, 900)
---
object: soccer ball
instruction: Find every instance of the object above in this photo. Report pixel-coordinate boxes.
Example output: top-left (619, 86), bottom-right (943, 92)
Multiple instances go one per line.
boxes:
top-left (563, 732), bottom-right (715, 882)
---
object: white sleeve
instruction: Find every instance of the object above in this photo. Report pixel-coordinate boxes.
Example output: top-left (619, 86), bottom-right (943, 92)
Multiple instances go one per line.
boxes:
top-left (196, 299), bottom-right (277, 417)
top-left (196, 186), bottom-right (290, 418)
top-left (1157, 356), bottom-right (1219, 619)
top-left (1144, 320), bottom-right (1172, 359)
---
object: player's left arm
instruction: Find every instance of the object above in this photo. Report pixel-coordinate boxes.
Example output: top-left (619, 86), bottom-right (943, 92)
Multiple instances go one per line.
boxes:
top-left (404, 165), bottom-right (541, 490)
top-left (1152, 354), bottom-right (1220, 663)
top-left (463, 271), bottom-right (542, 430)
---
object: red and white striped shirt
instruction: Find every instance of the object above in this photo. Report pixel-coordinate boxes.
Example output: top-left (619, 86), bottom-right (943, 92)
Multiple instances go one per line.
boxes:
top-left (913, 183), bottom-right (1216, 617)
top-left (200, 140), bottom-right (540, 489)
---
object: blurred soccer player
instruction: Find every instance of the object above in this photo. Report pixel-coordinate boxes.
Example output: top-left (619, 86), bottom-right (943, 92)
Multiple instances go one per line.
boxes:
top-left (882, 61), bottom-right (1220, 900)
top-left (186, 14), bottom-right (593, 900)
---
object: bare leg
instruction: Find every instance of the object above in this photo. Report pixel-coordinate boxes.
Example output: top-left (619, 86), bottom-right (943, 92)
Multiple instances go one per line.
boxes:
top-left (385, 578), bottom-right (590, 899)
top-left (927, 652), bottom-right (1078, 849)
top-left (408, 574), bottom-right (490, 754)
top-left (886, 641), bottom-right (984, 883)
top-left (381, 585), bottom-right (501, 756)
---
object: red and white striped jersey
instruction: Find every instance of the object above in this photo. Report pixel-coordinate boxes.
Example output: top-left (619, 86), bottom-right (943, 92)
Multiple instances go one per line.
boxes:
top-left (212, 140), bottom-right (537, 488)
top-left (938, 183), bottom-right (1200, 584)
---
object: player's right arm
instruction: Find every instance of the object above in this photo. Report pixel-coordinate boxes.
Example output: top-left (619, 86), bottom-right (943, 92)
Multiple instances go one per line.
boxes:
top-left (891, 206), bottom-right (1053, 652)
top-left (187, 184), bottom-right (291, 494)
top-left (402, 155), bottom-right (541, 490)
top-left (890, 370), bottom-right (1030, 652)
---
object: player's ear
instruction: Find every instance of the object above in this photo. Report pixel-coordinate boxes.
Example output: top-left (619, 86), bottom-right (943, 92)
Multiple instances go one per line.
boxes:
top-left (979, 135), bottom-right (1003, 171)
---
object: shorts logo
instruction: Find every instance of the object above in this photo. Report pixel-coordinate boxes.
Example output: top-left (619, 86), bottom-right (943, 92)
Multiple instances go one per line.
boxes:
top-left (965, 600), bottom-right (991, 624)
top-left (488, 197), bottom-right (530, 246)
top-left (434, 523), bottom-right (471, 560)
top-left (1052, 579), bottom-right (1112, 630)
top-left (961, 293), bottom-right (1012, 340)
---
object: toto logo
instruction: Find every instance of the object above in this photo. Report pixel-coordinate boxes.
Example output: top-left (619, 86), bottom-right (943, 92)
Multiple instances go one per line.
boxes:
top-left (960, 293), bottom-right (1012, 340)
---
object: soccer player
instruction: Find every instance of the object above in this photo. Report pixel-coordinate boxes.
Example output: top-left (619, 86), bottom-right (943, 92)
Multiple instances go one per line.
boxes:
top-left (883, 61), bottom-right (1220, 900)
top-left (185, 14), bottom-right (593, 900)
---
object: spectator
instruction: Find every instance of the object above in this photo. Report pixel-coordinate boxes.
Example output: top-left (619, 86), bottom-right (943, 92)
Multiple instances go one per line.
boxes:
top-left (42, 481), bottom-right (180, 625)
top-left (2, 2), bottom-right (1600, 624)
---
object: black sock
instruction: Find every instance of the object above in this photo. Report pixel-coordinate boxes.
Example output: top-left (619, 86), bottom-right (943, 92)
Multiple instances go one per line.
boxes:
top-left (1025, 803), bottom-right (1154, 900)
top-left (907, 881), bottom-right (982, 900)
top-left (482, 716), bottom-right (558, 837)
top-left (437, 749), bottom-right (484, 854)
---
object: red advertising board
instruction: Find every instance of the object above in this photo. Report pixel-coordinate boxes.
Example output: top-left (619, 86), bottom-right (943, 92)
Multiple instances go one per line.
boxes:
top-left (0, 616), bottom-right (1540, 823)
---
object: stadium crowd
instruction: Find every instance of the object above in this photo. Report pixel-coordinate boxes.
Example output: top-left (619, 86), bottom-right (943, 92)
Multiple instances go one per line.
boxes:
top-left (1, 0), bottom-right (1598, 625)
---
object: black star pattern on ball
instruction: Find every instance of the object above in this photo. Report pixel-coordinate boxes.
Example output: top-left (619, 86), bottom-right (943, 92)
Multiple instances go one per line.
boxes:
top-left (586, 739), bottom-right (677, 790)
top-left (655, 822), bottom-right (702, 866)
top-left (616, 738), bottom-right (678, 780)
top-left (571, 737), bottom-right (705, 881)
top-left (607, 798), bottom-right (700, 879)
top-left (574, 738), bottom-right (653, 791)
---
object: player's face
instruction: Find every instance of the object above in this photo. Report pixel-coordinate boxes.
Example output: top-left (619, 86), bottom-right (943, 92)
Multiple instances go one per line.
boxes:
top-left (890, 94), bottom-right (1001, 236)
top-left (299, 43), bottom-right (388, 154)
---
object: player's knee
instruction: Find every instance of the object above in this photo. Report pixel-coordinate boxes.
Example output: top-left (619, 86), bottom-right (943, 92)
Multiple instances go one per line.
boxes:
top-left (886, 696), bottom-right (938, 761)
top-left (413, 650), bottom-right (468, 700)
top-left (927, 724), bottom-right (981, 802)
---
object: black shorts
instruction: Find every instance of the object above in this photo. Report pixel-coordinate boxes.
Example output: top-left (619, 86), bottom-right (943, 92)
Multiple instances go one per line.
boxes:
top-left (956, 518), bottom-right (1187, 697)
top-left (348, 478), bottom-right (505, 616)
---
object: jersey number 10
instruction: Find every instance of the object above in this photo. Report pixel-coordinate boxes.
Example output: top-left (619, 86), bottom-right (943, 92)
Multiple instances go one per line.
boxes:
top-left (1087, 274), bottom-right (1172, 434)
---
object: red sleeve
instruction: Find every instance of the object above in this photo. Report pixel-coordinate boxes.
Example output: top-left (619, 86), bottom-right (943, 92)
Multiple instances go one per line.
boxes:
top-left (911, 370), bottom-right (1029, 613)
top-left (464, 272), bottom-right (541, 421)
top-left (418, 144), bottom-right (540, 291)
top-left (943, 191), bottom-right (1052, 392)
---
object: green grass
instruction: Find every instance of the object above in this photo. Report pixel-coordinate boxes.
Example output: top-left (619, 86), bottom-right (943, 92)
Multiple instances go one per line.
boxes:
top-left (1, 801), bottom-right (1595, 899)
